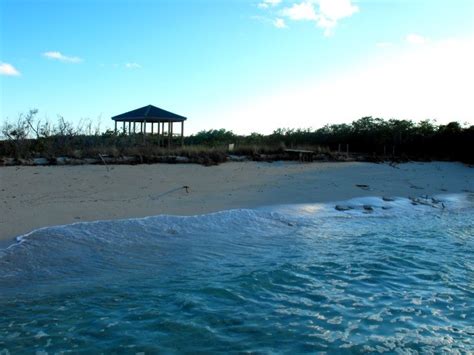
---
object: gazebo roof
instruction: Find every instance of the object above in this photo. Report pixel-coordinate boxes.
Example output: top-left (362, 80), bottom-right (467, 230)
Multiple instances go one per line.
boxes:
top-left (112, 105), bottom-right (187, 122)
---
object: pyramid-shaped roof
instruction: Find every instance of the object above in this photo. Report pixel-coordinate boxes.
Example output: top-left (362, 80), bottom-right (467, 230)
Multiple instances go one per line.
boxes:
top-left (111, 105), bottom-right (187, 122)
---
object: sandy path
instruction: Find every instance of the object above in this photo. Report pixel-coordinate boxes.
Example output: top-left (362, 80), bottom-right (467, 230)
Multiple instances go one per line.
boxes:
top-left (1, 161), bottom-right (473, 241)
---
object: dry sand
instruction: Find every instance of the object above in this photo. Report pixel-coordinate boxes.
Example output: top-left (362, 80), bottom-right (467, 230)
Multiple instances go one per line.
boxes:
top-left (1, 161), bottom-right (473, 242)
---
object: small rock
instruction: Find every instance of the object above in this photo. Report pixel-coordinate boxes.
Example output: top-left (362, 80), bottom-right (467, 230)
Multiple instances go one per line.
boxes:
top-left (363, 205), bottom-right (374, 211)
top-left (228, 155), bottom-right (248, 162)
top-left (33, 158), bottom-right (49, 165)
top-left (56, 157), bottom-right (70, 165)
top-left (335, 205), bottom-right (353, 211)
top-left (176, 156), bottom-right (190, 163)
top-left (382, 196), bottom-right (395, 202)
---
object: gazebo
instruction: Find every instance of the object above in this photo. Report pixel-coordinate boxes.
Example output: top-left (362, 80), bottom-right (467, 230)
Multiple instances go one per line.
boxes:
top-left (111, 104), bottom-right (187, 147)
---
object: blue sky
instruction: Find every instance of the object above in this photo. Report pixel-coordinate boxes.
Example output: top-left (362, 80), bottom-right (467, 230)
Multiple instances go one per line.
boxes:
top-left (1, 0), bottom-right (473, 134)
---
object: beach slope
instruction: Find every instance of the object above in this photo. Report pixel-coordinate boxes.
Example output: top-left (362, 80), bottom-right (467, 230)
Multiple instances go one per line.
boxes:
top-left (1, 161), bottom-right (472, 241)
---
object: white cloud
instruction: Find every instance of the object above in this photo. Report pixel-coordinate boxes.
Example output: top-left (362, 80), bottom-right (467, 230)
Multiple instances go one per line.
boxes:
top-left (214, 36), bottom-right (474, 134)
top-left (277, 0), bottom-right (358, 35)
top-left (318, 0), bottom-right (358, 21)
top-left (406, 34), bottom-right (427, 45)
top-left (43, 51), bottom-right (82, 63)
top-left (258, 0), bottom-right (282, 9)
top-left (125, 62), bottom-right (141, 69)
top-left (0, 62), bottom-right (20, 76)
top-left (316, 0), bottom-right (359, 35)
top-left (281, 2), bottom-right (318, 21)
top-left (274, 18), bottom-right (287, 28)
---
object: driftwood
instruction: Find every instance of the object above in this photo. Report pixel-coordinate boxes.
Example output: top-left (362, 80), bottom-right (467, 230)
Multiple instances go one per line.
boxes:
top-left (98, 154), bottom-right (110, 172)
top-left (150, 186), bottom-right (191, 201)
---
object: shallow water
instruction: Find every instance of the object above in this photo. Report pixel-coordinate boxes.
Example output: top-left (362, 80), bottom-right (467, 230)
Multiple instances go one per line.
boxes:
top-left (1, 195), bottom-right (473, 353)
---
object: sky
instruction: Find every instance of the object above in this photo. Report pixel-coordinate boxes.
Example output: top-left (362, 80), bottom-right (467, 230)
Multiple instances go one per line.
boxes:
top-left (1, 0), bottom-right (473, 134)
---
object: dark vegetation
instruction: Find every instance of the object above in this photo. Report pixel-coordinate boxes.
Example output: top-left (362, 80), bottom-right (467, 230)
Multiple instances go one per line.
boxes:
top-left (1, 110), bottom-right (473, 166)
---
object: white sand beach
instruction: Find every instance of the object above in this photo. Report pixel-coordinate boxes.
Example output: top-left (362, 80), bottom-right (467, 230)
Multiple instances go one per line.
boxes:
top-left (1, 161), bottom-right (473, 242)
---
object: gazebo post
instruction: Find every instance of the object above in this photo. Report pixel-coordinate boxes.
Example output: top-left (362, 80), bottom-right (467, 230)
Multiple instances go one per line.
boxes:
top-left (128, 122), bottom-right (131, 135)
top-left (133, 122), bottom-right (136, 134)
top-left (114, 121), bottom-right (117, 134)
top-left (171, 122), bottom-right (174, 145)
top-left (162, 122), bottom-right (165, 146)
top-left (143, 120), bottom-right (147, 142)
top-left (181, 121), bottom-right (184, 147)
top-left (122, 121), bottom-right (125, 134)
top-left (168, 121), bottom-right (171, 148)
top-left (151, 122), bottom-right (154, 135)
top-left (157, 121), bottom-right (161, 146)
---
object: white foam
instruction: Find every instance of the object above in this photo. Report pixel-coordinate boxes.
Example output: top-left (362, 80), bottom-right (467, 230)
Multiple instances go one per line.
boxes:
top-left (1, 193), bottom-right (472, 257)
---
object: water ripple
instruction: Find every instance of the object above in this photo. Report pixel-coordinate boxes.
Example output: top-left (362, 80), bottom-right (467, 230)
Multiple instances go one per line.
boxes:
top-left (1, 195), bottom-right (473, 352)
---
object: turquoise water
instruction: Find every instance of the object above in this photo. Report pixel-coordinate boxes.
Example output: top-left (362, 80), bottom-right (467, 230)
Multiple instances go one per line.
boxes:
top-left (1, 195), bottom-right (473, 353)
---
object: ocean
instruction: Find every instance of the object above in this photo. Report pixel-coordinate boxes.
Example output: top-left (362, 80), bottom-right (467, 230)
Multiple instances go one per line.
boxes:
top-left (1, 194), bottom-right (473, 353)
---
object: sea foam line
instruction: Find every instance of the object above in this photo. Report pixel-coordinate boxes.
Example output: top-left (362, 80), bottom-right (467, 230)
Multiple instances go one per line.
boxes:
top-left (2, 193), bottom-right (472, 255)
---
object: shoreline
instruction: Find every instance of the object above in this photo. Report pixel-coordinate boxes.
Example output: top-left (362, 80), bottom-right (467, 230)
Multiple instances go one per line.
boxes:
top-left (1, 161), bottom-right (473, 243)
